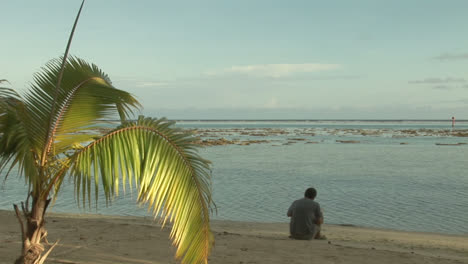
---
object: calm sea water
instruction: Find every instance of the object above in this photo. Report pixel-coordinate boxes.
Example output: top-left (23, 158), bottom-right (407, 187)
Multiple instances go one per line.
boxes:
top-left (1, 120), bottom-right (467, 235)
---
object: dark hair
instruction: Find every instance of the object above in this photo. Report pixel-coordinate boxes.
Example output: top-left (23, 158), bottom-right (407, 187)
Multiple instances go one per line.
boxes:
top-left (304, 187), bottom-right (317, 199)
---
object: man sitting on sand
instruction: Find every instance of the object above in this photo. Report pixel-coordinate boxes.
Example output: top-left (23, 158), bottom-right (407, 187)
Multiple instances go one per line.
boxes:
top-left (287, 187), bottom-right (324, 240)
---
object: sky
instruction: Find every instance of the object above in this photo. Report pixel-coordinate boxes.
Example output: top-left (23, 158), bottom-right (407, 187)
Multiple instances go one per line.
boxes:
top-left (2, 0), bottom-right (468, 120)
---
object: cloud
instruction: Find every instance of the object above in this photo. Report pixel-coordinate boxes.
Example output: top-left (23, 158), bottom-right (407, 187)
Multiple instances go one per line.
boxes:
top-left (433, 84), bottom-right (468, 90)
top-left (433, 53), bottom-right (468, 61)
top-left (264, 97), bottom-right (280, 108)
top-left (135, 81), bottom-right (170, 88)
top-left (113, 77), bottom-right (171, 89)
top-left (433, 85), bottom-right (453, 90)
top-left (408, 77), bottom-right (465, 84)
top-left (408, 77), bottom-right (468, 90)
top-left (205, 63), bottom-right (340, 78)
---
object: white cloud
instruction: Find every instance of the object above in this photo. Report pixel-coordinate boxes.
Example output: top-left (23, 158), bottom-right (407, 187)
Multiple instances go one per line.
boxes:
top-left (205, 63), bottom-right (340, 78)
top-left (264, 97), bottom-right (280, 108)
top-left (433, 53), bottom-right (468, 61)
top-left (135, 81), bottom-right (170, 88)
top-left (408, 77), bottom-right (465, 84)
top-left (113, 77), bottom-right (171, 89)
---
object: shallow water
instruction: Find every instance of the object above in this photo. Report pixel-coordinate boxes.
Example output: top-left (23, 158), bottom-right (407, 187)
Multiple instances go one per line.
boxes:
top-left (1, 121), bottom-right (467, 235)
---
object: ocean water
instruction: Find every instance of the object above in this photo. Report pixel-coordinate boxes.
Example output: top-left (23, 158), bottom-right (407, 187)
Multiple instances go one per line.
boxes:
top-left (1, 120), bottom-right (467, 235)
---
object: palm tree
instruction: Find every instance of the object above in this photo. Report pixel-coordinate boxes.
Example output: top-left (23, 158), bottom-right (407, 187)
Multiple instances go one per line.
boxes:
top-left (0, 2), bottom-right (213, 264)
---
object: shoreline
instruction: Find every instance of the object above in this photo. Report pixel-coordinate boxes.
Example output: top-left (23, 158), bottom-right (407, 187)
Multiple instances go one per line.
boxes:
top-left (1, 210), bottom-right (467, 264)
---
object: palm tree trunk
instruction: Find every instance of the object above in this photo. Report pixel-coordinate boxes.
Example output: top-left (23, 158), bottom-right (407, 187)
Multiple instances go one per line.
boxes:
top-left (14, 197), bottom-right (51, 264)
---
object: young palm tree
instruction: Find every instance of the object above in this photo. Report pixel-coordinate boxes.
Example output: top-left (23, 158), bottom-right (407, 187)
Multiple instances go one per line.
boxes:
top-left (0, 2), bottom-right (213, 264)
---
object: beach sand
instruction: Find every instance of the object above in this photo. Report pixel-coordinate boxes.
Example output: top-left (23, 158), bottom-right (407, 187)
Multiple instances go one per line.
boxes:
top-left (1, 210), bottom-right (466, 264)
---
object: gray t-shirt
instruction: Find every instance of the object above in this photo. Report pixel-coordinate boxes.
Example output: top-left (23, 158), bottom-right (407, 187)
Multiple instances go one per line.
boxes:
top-left (288, 197), bottom-right (322, 239)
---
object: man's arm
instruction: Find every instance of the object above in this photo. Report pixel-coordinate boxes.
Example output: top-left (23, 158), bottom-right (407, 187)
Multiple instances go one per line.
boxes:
top-left (315, 205), bottom-right (323, 225)
top-left (315, 216), bottom-right (323, 225)
top-left (287, 201), bottom-right (295, 217)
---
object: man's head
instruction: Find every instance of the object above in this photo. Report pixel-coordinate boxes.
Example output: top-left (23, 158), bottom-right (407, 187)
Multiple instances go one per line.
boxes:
top-left (304, 187), bottom-right (317, 199)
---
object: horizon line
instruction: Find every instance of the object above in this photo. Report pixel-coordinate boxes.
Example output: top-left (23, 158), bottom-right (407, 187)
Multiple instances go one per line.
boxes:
top-left (103, 118), bottom-right (468, 122)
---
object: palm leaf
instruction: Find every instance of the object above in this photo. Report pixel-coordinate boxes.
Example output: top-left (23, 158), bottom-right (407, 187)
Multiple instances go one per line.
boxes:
top-left (1, 57), bottom-right (141, 195)
top-left (71, 116), bottom-right (213, 264)
top-left (0, 86), bottom-right (41, 191)
top-left (21, 56), bottom-right (141, 161)
top-left (50, 57), bottom-right (140, 155)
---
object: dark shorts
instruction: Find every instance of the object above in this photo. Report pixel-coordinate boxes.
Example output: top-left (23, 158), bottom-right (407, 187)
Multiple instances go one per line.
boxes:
top-left (290, 225), bottom-right (321, 240)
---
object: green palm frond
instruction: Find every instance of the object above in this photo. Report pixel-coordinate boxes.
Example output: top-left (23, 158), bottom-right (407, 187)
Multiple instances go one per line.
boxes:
top-left (71, 116), bottom-right (213, 264)
top-left (23, 56), bottom-right (141, 160)
top-left (51, 57), bottom-right (140, 154)
top-left (1, 57), bottom-right (142, 193)
top-left (0, 86), bottom-right (40, 189)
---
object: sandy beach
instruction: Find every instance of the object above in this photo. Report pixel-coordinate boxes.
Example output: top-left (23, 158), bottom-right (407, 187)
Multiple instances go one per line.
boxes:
top-left (1, 210), bottom-right (467, 264)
